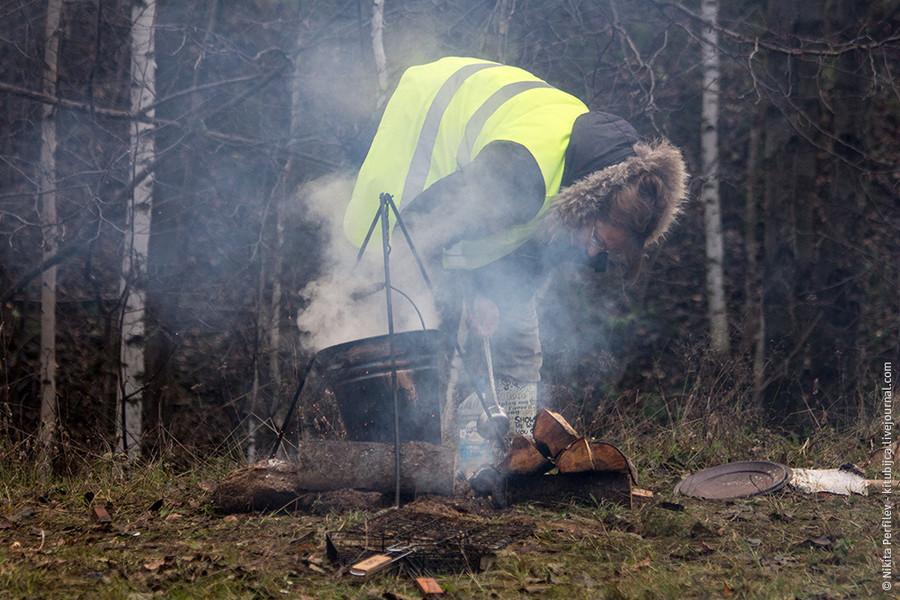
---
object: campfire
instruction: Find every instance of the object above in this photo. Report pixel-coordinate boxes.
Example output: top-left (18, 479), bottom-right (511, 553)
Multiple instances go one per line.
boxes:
top-left (208, 329), bottom-right (640, 595)
top-left (210, 421), bottom-right (635, 511)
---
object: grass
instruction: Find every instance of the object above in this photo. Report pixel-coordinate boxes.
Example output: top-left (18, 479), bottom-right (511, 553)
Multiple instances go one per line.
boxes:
top-left (0, 396), bottom-right (894, 600)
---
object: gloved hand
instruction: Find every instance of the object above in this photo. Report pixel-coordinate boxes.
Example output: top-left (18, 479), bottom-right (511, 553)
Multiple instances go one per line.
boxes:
top-left (466, 295), bottom-right (499, 337)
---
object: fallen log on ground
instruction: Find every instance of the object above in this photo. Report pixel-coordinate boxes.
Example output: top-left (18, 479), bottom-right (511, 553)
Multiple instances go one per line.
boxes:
top-left (293, 439), bottom-right (455, 494)
top-left (210, 440), bottom-right (455, 513)
top-left (210, 458), bottom-right (300, 513)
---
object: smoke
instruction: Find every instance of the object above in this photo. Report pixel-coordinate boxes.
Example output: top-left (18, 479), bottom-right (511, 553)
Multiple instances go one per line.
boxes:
top-left (289, 41), bottom-right (609, 371)
top-left (287, 36), bottom-right (447, 353)
top-left (295, 174), bottom-right (441, 353)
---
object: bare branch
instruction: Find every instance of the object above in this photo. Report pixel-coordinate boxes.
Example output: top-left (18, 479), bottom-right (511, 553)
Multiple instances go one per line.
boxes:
top-left (0, 72), bottom-right (274, 124)
top-left (652, 0), bottom-right (900, 57)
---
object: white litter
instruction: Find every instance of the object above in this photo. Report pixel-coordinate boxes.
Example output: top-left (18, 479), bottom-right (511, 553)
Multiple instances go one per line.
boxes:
top-left (789, 468), bottom-right (869, 496)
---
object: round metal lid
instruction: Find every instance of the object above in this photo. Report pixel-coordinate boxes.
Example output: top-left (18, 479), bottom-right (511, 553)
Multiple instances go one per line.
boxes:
top-left (674, 461), bottom-right (792, 500)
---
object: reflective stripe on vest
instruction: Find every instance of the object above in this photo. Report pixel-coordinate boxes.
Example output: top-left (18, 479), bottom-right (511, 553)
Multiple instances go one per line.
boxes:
top-left (403, 62), bottom-right (501, 210)
top-left (345, 57), bottom-right (588, 269)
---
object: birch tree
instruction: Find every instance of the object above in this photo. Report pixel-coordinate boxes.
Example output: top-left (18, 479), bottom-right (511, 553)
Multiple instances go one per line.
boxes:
top-left (700, 0), bottom-right (729, 354)
top-left (372, 0), bottom-right (388, 105)
top-left (118, 0), bottom-right (157, 457)
top-left (38, 0), bottom-right (63, 451)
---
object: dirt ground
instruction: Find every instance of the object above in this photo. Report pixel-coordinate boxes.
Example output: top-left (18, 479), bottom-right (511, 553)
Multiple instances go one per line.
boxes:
top-left (0, 458), bottom-right (893, 600)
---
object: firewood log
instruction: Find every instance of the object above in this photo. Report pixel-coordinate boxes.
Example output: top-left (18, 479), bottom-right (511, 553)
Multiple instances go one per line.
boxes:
top-left (532, 409), bottom-right (579, 458)
top-left (293, 440), bottom-right (455, 495)
top-left (555, 438), bottom-right (594, 473)
top-left (210, 440), bottom-right (455, 512)
top-left (500, 434), bottom-right (553, 475)
top-left (590, 441), bottom-right (639, 484)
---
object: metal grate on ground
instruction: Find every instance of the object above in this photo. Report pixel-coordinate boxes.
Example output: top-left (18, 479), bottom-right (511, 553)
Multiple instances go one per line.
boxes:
top-left (326, 511), bottom-right (534, 575)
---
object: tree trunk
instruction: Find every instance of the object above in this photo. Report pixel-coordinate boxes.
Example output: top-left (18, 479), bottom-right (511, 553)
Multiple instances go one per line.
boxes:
top-left (247, 8), bottom-right (303, 463)
top-left (700, 0), bottom-right (729, 355)
top-left (761, 0), bottom-right (824, 419)
top-left (118, 0), bottom-right (157, 457)
top-left (808, 4), bottom-right (866, 418)
top-left (246, 253), bottom-right (268, 464)
top-left (371, 0), bottom-right (388, 106)
top-left (38, 0), bottom-right (63, 452)
top-left (744, 108), bottom-right (766, 405)
top-left (484, 0), bottom-right (515, 62)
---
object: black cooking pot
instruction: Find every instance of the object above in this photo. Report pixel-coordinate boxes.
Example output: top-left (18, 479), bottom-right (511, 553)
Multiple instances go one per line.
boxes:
top-left (315, 329), bottom-right (447, 444)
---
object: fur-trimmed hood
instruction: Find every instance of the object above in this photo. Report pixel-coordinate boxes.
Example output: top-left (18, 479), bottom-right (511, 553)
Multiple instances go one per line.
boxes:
top-left (549, 122), bottom-right (689, 245)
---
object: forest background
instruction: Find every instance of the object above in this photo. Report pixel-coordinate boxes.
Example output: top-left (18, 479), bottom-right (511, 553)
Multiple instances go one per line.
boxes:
top-left (1, 0), bottom-right (897, 465)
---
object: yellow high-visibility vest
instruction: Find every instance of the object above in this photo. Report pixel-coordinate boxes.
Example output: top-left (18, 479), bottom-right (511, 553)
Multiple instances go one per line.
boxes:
top-left (344, 57), bottom-right (588, 269)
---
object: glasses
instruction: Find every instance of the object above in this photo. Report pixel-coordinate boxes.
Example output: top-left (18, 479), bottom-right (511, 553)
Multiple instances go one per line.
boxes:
top-left (589, 224), bottom-right (607, 252)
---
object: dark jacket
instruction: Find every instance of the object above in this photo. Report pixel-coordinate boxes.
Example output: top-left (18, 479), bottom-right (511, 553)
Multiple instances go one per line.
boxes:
top-left (406, 111), bottom-right (641, 295)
